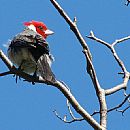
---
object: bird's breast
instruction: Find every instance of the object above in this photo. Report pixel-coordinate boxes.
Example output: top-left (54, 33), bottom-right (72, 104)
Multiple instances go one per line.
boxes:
top-left (8, 47), bottom-right (36, 74)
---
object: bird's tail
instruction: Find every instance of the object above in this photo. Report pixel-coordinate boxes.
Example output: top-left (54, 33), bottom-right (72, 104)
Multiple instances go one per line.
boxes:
top-left (37, 54), bottom-right (56, 83)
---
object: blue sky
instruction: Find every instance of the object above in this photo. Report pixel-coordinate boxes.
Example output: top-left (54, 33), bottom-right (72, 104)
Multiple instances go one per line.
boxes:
top-left (0, 0), bottom-right (130, 130)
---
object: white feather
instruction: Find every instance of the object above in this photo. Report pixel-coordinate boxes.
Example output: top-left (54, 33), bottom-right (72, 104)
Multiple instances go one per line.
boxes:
top-left (28, 24), bottom-right (36, 32)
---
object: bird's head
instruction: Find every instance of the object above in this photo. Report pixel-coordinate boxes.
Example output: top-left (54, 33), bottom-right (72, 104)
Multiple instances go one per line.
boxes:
top-left (24, 20), bottom-right (54, 39)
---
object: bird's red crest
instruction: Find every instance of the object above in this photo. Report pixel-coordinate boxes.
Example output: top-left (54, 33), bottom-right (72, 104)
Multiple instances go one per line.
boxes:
top-left (24, 20), bottom-right (48, 38)
top-left (24, 20), bottom-right (47, 30)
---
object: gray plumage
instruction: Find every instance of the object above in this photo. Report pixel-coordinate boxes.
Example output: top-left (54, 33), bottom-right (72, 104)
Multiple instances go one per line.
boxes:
top-left (8, 27), bottom-right (56, 83)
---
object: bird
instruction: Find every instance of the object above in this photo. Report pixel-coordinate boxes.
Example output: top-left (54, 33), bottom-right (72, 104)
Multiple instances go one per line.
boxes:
top-left (8, 20), bottom-right (56, 83)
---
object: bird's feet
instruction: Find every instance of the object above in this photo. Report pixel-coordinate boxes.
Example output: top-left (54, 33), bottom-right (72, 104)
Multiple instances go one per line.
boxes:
top-left (23, 72), bottom-right (37, 85)
top-left (31, 71), bottom-right (38, 85)
top-left (13, 74), bottom-right (21, 83)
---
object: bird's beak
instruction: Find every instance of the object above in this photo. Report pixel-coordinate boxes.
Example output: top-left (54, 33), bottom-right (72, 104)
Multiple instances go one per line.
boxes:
top-left (45, 29), bottom-right (54, 35)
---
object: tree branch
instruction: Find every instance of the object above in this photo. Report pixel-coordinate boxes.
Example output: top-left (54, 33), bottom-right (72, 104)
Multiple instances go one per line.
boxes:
top-left (0, 71), bottom-right (13, 76)
top-left (53, 88), bottom-right (84, 123)
top-left (0, 48), bottom-right (103, 130)
top-left (111, 36), bottom-right (130, 46)
top-left (87, 31), bottom-right (111, 49)
top-left (50, 1), bottom-right (108, 129)
top-left (53, 108), bottom-right (84, 124)
top-left (108, 94), bottom-right (130, 112)
top-left (91, 94), bottom-right (130, 116)
top-left (83, 50), bottom-right (107, 129)
top-left (1, 1), bottom-right (129, 130)
top-left (50, 0), bottom-right (92, 61)
top-left (87, 31), bottom-right (130, 95)
top-left (54, 81), bottom-right (103, 130)
top-left (117, 106), bottom-right (130, 115)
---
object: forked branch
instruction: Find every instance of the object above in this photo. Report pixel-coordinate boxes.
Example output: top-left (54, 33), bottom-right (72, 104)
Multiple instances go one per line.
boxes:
top-left (50, 0), bottom-right (109, 129)
top-left (87, 31), bottom-right (130, 95)
top-left (91, 94), bottom-right (130, 116)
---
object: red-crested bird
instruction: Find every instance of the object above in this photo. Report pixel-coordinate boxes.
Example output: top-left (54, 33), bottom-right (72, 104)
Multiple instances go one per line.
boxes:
top-left (8, 20), bottom-right (55, 83)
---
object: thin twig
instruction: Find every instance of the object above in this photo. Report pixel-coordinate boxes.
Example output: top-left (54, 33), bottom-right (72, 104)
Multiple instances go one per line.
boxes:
top-left (108, 94), bottom-right (130, 112)
top-left (67, 100), bottom-right (75, 119)
top-left (117, 105), bottom-right (130, 116)
top-left (53, 110), bottom-right (84, 123)
top-left (91, 94), bottom-right (130, 116)
top-left (87, 31), bottom-right (111, 49)
top-left (112, 35), bottom-right (130, 46)
top-left (0, 71), bottom-right (13, 76)
top-left (67, 100), bottom-right (84, 121)
top-left (54, 86), bottom-right (85, 123)
top-left (53, 91), bottom-right (85, 124)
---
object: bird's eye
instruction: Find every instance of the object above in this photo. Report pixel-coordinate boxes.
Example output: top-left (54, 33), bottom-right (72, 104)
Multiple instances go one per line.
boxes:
top-left (38, 26), bottom-right (43, 30)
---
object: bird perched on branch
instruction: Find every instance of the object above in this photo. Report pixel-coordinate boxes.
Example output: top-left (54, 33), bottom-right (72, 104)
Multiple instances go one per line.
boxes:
top-left (8, 20), bottom-right (56, 83)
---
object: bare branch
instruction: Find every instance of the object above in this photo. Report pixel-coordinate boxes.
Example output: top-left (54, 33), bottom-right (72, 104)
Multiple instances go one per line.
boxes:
top-left (53, 110), bottom-right (68, 123)
top-left (54, 81), bottom-right (103, 130)
top-left (117, 105), bottom-right (130, 115)
top-left (54, 86), bottom-right (85, 123)
top-left (73, 17), bottom-right (77, 24)
top-left (83, 43), bottom-right (107, 130)
top-left (87, 30), bottom-right (130, 127)
top-left (91, 110), bottom-right (100, 116)
top-left (105, 81), bottom-right (129, 96)
top-left (50, 0), bottom-right (102, 104)
top-left (110, 46), bottom-right (127, 73)
top-left (53, 110), bottom-right (84, 123)
top-left (67, 99), bottom-right (75, 119)
top-left (87, 32), bottom-right (130, 95)
top-left (0, 49), bottom-right (13, 70)
top-left (50, 1), bottom-right (108, 129)
top-left (83, 50), bottom-right (101, 92)
top-left (1, 1), bottom-right (129, 130)
top-left (50, 0), bottom-right (92, 61)
top-left (87, 31), bottom-right (130, 73)
top-left (91, 94), bottom-right (130, 116)
top-left (112, 35), bottom-right (130, 46)
top-left (108, 94), bottom-right (130, 112)
top-left (0, 71), bottom-right (13, 76)
top-left (53, 99), bottom-right (84, 124)
top-left (87, 31), bottom-right (111, 49)
top-left (67, 99), bottom-right (84, 121)
top-left (124, 91), bottom-right (130, 102)
top-left (83, 51), bottom-right (107, 129)
top-left (0, 48), bottom-right (103, 130)
top-left (105, 46), bottom-right (130, 95)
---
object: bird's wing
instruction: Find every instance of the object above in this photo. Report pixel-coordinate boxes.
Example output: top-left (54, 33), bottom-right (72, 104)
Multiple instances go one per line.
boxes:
top-left (37, 54), bottom-right (56, 83)
top-left (10, 28), bottom-right (41, 48)
top-left (10, 28), bottom-right (50, 60)
top-left (21, 28), bottom-right (56, 82)
top-left (34, 33), bottom-right (56, 82)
